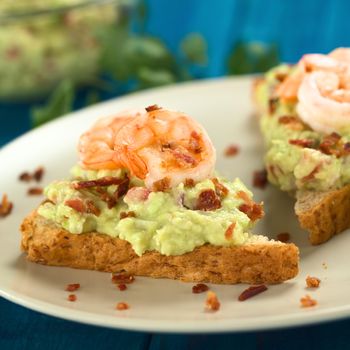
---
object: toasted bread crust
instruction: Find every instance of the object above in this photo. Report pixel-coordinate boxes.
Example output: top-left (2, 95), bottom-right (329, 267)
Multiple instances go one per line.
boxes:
top-left (295, 185), bottom-right (350, 244)
top-left (20, 211), bottom-right (299, 284)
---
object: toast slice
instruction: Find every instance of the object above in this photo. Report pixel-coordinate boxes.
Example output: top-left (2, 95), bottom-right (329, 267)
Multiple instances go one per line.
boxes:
top-left (20, 211), bottom-right (299, 284)
top-left (253, 75), bottom-right (350, 244)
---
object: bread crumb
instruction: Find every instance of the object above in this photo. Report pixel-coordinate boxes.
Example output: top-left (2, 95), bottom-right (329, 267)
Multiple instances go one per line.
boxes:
top-left (300, 295), bottom-right (317, 308)
top-left (0, 194), bottom-right (13, 217)
top-left (306, 276), bottom-right (320, 288)
top-left (205, 291), bottom-right (220, 311)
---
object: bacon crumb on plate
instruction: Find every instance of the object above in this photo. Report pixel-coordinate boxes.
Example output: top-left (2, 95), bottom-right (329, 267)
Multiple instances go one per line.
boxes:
top-left (33, 166), bottom-right (45, 182)
top-left (205, 291), bottom-right (220, 311)
top-left (306, 276), bottom-right (321, 288)
top-left (111, 273), bottom-right (135, 284)
top-left (238, 285), bottom-right (268, 301)
top-left (27, 187), bottom-right (43, 196)
top-left (65, 283), bottom-right (80, 292)
top-left (116, 302), bottom-right (129, 310)
top-left (276, 232), bottom-right (290, 242)
top-left (252, 169), bottom-right (268, 189)
top-left (19, 172), bottom-right (32, 182)
top-left (67, 294), bottom-right (77, 302)
top-left (300, 295), bottom-right (317, 308)
top-left (118, 284), bottom-right (127, 291)
top-left (192, 283), bottom-right (209, 294)
top-left (0, 194), bottom-right (13, 218)
top-left (224, 144), bottom-right (239, 157)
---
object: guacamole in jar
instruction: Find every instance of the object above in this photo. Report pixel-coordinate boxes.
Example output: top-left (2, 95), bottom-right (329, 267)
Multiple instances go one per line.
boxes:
top-left (0, 0), bottom-right (119, 100)
top-left (37, 166), bottom-right (266, 256)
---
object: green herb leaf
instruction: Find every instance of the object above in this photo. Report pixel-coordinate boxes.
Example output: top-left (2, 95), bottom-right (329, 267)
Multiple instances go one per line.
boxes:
top-left (180, 33), bottom-right (208, 65)
top-left (31, 79), bottom-right (75, 128)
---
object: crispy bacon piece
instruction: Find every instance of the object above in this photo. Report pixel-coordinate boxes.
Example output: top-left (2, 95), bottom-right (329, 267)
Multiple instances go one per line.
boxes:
top-left (211, 178), bottom-right (229, 197)
top-left (301, 165), bottom-right (320, 182)
top-left (278, 115), bottom-right (305, 130)
top-left (237, 190), bottom-right (264, 221)
top-left (111, 273), bottom-right (135, 284)
top-left (19, 172), bottom-right (32, 182)
top-left (67, 294), bottom-right (77, 302)
top-left (72, 176), bottom-right (125, 190)
top-left (319, 132), bottom-right (342, 157)
top-left (196, 189), bottom-right (221, 211)
top-left (172, 149), bottom-right (197, 166)
top-left (188, 131), bottom-right (202, 154)
top-left (65, 198), bottom-right (85, 213)
top-left (153, 177), bottom-right (171, 192)
top-left (95, 188), bottom-right (117, 209)
top-left (192, 283), bottom-right (209, 294)
top-left (289, 139), bottom-right (315, 148)
top-left (145, 104), bottom-right (160, 112)
top-left (65, 283), bottom-right (80, 292)
top-left (252, 169), bottom-right (268, 189)
top-left (268, 97), bottom-right (279, 114)
top-left (86, 200), bottom-right (101, 216)
top-left (118, 284), bottom-right (127, 291)
top-left (238, 285), bottom-right (268, 301)
top-left (0, 194), bottom-right (13, 217)
top-left (306, 276), bottom-right (321, 288)
top-left (116, 302), bottom-right (129, 310)
top-left (205, 291), bottom-right (220, 311)
top-left (224, 144), bottom-right (239, 157)
top-left (300, 295), bottom-right (317, 308)
top-left (27, 187), bottom-right (43, 195)
top-left (120, 211), bottom-right (136, 220)
top-left (114, 177), bottom-right (130, 199)
top-left (225, 222), bottom-right (236, 240)
top-left (184, 178), bottom-right (195, 187)
top-left (276, 232), bottom-right (290, 242)
top-left (33, 167), bottom-right (45, 182)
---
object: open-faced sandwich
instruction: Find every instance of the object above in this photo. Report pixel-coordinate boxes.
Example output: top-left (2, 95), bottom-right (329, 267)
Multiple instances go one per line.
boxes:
top-left (253, 47), bottom-right (350, 244)
top-left (21, 105), bottom-right (298, 284)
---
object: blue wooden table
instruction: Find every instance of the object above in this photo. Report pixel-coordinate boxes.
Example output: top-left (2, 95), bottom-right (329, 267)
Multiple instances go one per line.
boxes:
top-left (2, 0), bottom-right (350, 348)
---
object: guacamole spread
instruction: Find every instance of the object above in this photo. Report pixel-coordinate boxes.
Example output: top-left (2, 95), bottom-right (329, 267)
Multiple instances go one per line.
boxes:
top-left (38, 166), bottom-right (265, 256)
top-left (257, 65), bottom-right (350, 192)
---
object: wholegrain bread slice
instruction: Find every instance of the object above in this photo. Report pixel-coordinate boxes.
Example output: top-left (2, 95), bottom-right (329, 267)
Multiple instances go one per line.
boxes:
top-left (20, 211), bottom-right (299, 284)
top-left (295, 184), bottom-right (350, 244)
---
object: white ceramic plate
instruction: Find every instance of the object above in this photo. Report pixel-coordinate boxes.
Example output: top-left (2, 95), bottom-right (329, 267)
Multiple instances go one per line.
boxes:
top-left (1, 77), bottom-right (349, 333)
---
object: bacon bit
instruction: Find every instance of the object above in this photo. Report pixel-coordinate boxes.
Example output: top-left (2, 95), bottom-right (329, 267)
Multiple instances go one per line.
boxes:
top-left (225, 222), bottom-right (236, 240)
top-left (65, 198), bottom-right (85, 213)
top-left (0, 194), bottom-right (13, 217)
top-left (120, 211), bottom-right (136, 220)
top-left (33, 167), bottom-right (45, 182)
top-left (211, 178), bottom-right (229, 197)
top-left (19, 172), bottom-right (32, 182)
top-left (289, 139), bottom-right (315, 148)
top-left (238, 285), bottom-right (268, 301)
top-left (238, 203), bottom-right (264, 221)
top-left (189, 131), bottom-right (202, 154)
top-left (86, 200), bottom-right (101, 216)
top-left (73, 176), bottom-right (124, 190)
top-left (301, 165), bottom-right (320, 182)
top-left (276, 232), bottom-right (290, 242)
top-left (224, 144), bottom-right (239, 157)
top-left (278, 115), bottom-right (305, 130)
top-left (153, 177), bottom-right (171, 192)
top-left (253, 169), bottom-right (268, 189)
top-left (236, 190), bottom-right (251, 203)
top-left (111, 273), bottom-right (135, 284)
top-left (205, 291), bottom-right (220, 311)
top-left (118, 284), bottom-right (127, 291)
top-left (275, 72), bottom-right (287, 82)
top-left (306, 276), bottom-right (321, 288)
top-left (65, 283), bottom-right (80, 292)
top-left (116, 302), bottom-right (129, 310)
top-left (343, 142), bottom-right (350, 154)
top-left (196, 189), bottom-right (221, 211)
top-left (184, 178), bottom-right (195, 188)
top-left (114, 177), bottom-right (130, 199)
top-left (27, 187), bottom-right (43, 195)
top-left (319, 132), bottom-right (342, 157)
top-left (95, 189), bottom-right (117, 209)
top-left (300, 295), bottom-right (317, 308)
top-left (145, 104), bottom-right (160, 112)
top-left (172, 149), bottom-right (197, 165)
top-left (268, 97), bottom-right (279, 114)
top-left (67, 294), bottom-right (77, 302)
top-left (192, 283), bottom-right (209, 294)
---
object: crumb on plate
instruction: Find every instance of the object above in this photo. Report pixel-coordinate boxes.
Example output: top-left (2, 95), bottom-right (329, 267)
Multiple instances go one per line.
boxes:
top-left (205, 291), bottom-right (220, 311)
top-left (276, 232), bottom-right (290, 243)
top-left (306, 276), bottom-right (321, 288)
top-left (300, 294), bottom-right (317, 308)
top-left (65, 283), bottom-right (80, 292)
top-left (0, 194), bottom-right (13, 218)
top-left (116, 302), bottom-right (129, 310)
top-left (224, 144), bottom-right (239, 157)
top-left (192, 283), bottom-right (209, 294)
top-left (238, 285), bottom-right (268, 301)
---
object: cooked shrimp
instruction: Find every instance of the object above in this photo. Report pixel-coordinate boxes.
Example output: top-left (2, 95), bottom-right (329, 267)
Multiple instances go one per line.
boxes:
top-left (78, 112), bottom-right (138, 170)
top-left (277, 48), bottom-right (350, 101)
top-left (78, 107), bottom-right (216, 189)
